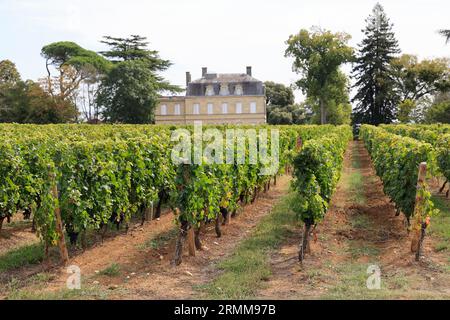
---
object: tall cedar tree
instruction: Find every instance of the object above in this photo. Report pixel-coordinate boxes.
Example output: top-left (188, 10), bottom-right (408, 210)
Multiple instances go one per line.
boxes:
top-left (352, 3), bottom-right (400, 125)
top-left (97, 35), bottom-right (181, 123)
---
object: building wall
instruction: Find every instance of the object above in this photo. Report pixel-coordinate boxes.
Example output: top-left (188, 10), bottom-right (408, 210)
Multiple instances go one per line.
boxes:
top-left (154, 97), bottom-right (186, 124)
top-left (155, 95), bottom-right (266, 125)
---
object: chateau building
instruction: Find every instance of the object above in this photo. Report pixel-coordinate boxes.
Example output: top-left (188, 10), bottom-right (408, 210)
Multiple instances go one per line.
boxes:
top-left (155, 66), bottom-right (266, 124)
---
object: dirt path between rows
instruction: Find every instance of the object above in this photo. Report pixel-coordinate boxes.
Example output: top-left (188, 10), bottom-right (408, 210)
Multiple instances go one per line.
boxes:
top-left (0, 221), bottom-right (38, 256)
top-left (257, 140), bottom-right (450, 299)
top-left (2, 175), bottom-right (291, 299)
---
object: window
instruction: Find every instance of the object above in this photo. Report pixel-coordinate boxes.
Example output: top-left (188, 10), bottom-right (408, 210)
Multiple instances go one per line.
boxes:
top-left (250, 102), bottom-right (256, 114)
top-left (205, 85), bottom-right (215, 96)
top-left (234, 84), bottom-right (243, 95)
top-left (207, 103), bottom-right (213, 114)
top-left (193, 103), bottom-right (200, 115)
top-left (236, 102), bottom-right (242, 114)
top-left (174, 104), bottom-right (181, 115)
top-left (222, 103), bottom-right (228, 114)
top-left (219, 83), bottom-right (230, 96)
top-left (161, 104), bottom-right (167, 115)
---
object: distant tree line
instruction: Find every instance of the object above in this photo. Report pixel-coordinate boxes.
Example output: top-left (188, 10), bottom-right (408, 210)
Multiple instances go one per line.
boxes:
top-left (1, 3), bottom-right (449, 125)
top-left (0, 35), bottom-right (180, 124)
top-left (283, 2), bottom-right (449, 125)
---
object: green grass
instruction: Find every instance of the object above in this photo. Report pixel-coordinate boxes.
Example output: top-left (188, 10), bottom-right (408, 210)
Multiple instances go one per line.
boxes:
top-left (429, 195), bottom-right (450, 256)
top-left (200, 193), bottom-right (298, 299)
top-left (341, 144), bottom-right (366, 206)
top-left (347, 243), bottom-right (380, 259)
top-left (350, 214), bottom-right (372, 229)
top-left (6, 286), bottom-right (112, 300)
top-left (98, 263), bottom-right (121, 277)
top-left (321, 262), bottom-right (383, 299)
top-left (138, 227), bottom-right (178, 250)
top-left (347, 172), bottom-right (366, 205)
top-left (0, 243), bottom-right (45, 272)
top-left (1, 220), bottom-right (32, 230)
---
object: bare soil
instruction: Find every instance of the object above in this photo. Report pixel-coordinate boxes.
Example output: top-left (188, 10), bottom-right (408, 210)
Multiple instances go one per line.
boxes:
top-left (256, 140), bottom-right (450, 299)
top-left (1, 175), bottom-right (291, 299)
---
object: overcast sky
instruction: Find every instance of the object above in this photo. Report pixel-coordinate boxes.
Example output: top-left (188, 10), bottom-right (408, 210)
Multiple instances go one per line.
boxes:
top-left (1, 0), bottom-right (449, 102)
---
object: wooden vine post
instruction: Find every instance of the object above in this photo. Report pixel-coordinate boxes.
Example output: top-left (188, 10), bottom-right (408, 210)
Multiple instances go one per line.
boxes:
top-left (410, 162), bottom-right (428, 261)
top-left (173, 163), bottom-right (196, 265)
top-left (49, 171), bottom-right (69, 265)
top-left (187, 227), bottom-right (196, 257)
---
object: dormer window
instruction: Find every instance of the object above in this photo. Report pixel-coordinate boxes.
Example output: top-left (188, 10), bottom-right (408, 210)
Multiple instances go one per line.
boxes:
top-left (205, 85), bottom-right (215, 96)
top-left (234, 84), bottom-right (243, 95)
top-left (219, 83), bottom-right (230, 96)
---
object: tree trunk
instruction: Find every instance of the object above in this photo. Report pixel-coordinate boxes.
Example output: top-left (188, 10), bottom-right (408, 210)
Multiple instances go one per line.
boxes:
top-left (299, 223), bottom-right (312, 262)
top-left (439, 180), bottom-right (447, 193)
top-left (173, 221), bottom-right (189, 266)
top-left (81, 230), bottom-right (87, 251)
top-left (194, 227), bottom-right (202, 250)
top-left (215, 216), bottom-right (222, 238)
top-left (155, 197), bottom-right (163, 219)
top-left (221, 207), bottom-right (229, 226)
top-left (320, 99), bottom-right (326, 125)
top-left (411, 162), bottom-right (427, 256)
top-left (51, 177), bottom-right (69, 266)
top-left (251, 187), bottom-right (258, 204)
top-left (274, 175), bottom-right (277, 186)
top-left (0, 217), bottom-right (4, 232)
top-left (140, 206), bottom-right (146, 226)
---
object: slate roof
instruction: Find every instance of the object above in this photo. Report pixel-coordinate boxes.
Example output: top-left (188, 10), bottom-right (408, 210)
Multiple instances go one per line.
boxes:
top-left (187, 73), bottom-right (265, 96)
top-left (190, 73), bottom-right (261, 84)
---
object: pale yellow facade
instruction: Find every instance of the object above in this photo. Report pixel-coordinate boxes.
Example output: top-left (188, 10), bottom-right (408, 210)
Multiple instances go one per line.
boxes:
top-left (155, 95), bottom-right (266, 125)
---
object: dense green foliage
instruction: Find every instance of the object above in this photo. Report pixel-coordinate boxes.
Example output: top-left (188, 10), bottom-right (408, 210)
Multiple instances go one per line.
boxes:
top-left (97, 35), bottom-right (181, 123)
top-left (0, 124), bottom-right (340, 253)
top-left (264, 81), bottom-right (308, 125)
top-left (381, 124), bottom-right (450, 185)
top-left (290, 125), bottom-right (352, 224)
top-left (0, 60), bottom-right (21, 85)
top-left (360, 125), bottom-right (437, 220)
top-left (0, 80), bottom-right (78, 123)
top-left (285, 28), bottom-right (353, 124)
top-left (352, 4), bottom-right (400, 125)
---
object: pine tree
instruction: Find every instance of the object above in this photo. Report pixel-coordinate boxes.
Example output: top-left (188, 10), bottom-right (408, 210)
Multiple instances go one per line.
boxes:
top-left (352, 3), bottom-right (400, 125)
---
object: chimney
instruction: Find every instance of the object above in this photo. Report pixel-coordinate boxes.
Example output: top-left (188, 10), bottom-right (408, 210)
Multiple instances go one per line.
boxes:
top-left (246, 66), bottom-right (252, 76)
top-left (202, 67), bottom-right (208, 77)
top-left (186, 72), bottom-right (191, 86)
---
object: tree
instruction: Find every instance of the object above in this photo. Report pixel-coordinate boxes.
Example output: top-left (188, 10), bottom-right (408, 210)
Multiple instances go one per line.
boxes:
top-left (391, 54), bottom-right (450, 102)
top-left (267, 108), bottom-right (293, 124)
top-left (265, 81), bottom-right (297, 124)
top-left (265, 81), bottom-right (295, 107)
top-left (97, 35), bottom-right (181, 123)
top-left (425, 100), bottom-right (450, 123)
top-left (0, 60), bottom-right (21, 85)
top-left (285, 27), bottom-right (353, 124)
top-left (398, 99), bottom-right (416, 123)
top-left (0, 80), bottom-right (77, 123)
top-left (307, 70), bottom-right (352, 125)
top-left (41, 41), bottom-right (111, 122)
top-left (352, 3), bottom-right (401, 125)
top-left (439, 29), bottom-right (450, 44)
top-left (0, 60), bottom-right (22, 117)
top-left (97, 60), bottom-right (161, 123)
